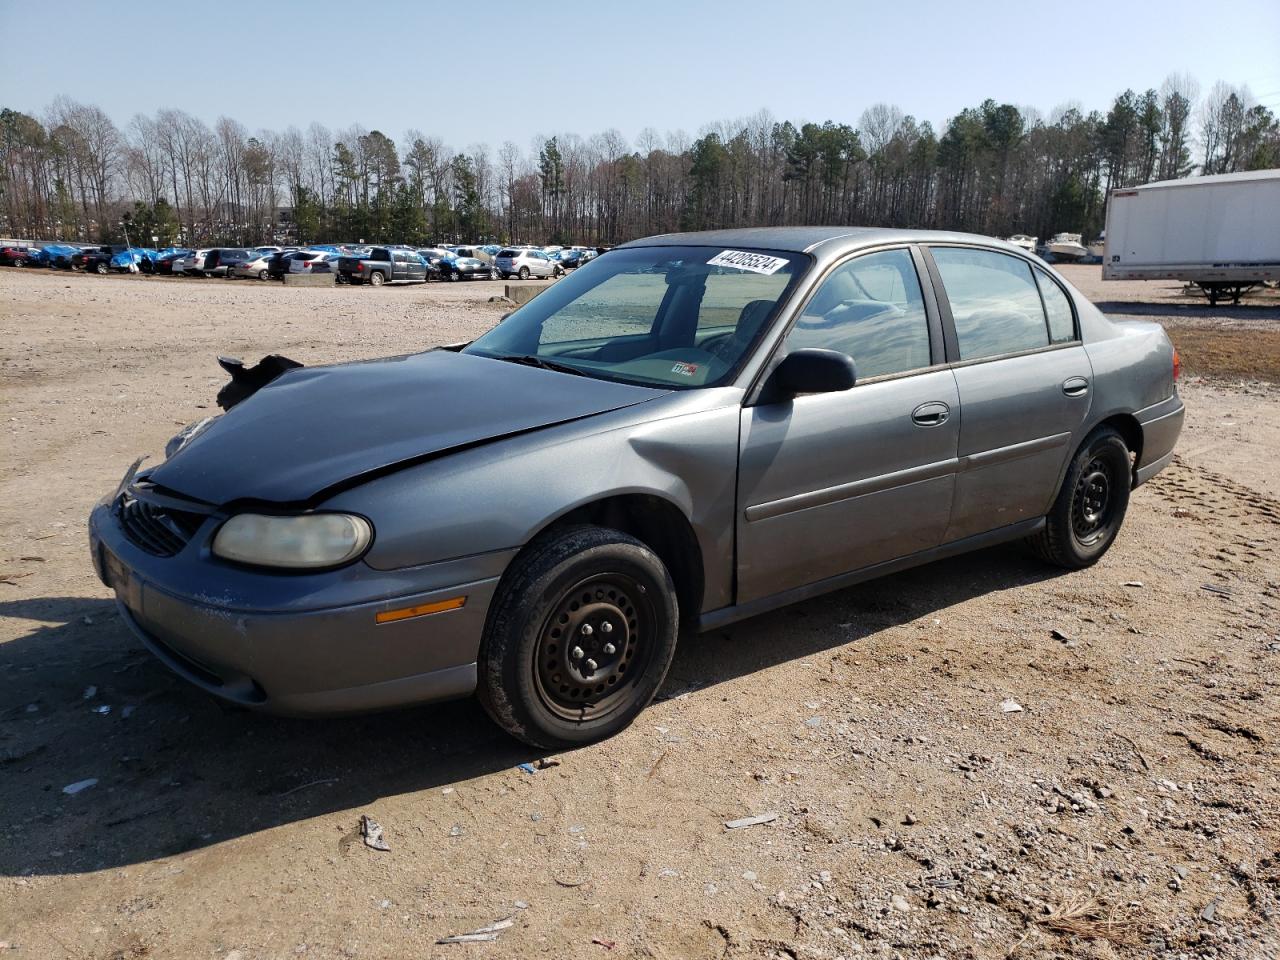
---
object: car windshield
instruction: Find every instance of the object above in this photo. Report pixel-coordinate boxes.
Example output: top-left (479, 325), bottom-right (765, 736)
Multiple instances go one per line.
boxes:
top-left (463, 245), bottom-right (808, 389)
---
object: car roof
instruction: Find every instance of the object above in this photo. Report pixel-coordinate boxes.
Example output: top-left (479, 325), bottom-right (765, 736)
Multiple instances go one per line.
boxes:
top-left (616, 226), bottom-right (1027, 257)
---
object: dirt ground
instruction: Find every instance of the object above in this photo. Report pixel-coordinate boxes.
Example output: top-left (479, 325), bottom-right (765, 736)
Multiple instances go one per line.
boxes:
top-left (1, 265), bottom-right (1278, 960)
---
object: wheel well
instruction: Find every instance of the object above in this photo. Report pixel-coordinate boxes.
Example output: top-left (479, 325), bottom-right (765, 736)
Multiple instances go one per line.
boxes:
top-left (545, 495), bottom-right (704, 623)
top-left (1097, 413), bottom-right (1143, 475)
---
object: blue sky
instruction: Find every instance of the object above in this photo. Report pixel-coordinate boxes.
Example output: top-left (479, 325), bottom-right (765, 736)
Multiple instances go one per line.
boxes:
top-left (4, 0), bottom-right (1278, 151)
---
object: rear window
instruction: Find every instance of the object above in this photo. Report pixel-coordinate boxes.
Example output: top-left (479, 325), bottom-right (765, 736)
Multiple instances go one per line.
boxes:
top-left (498, 250), bottom-right (517, 258)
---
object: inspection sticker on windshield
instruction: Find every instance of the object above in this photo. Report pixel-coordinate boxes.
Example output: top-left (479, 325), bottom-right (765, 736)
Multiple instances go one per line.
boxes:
top-left (671, 361), bottom-right (699, 377)
top-left (706, 250), bottom-right (789, 275)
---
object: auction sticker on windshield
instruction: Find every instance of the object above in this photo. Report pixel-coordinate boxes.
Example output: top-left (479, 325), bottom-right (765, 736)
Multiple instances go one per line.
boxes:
top-left (706, 250), bottom-right (789, 275)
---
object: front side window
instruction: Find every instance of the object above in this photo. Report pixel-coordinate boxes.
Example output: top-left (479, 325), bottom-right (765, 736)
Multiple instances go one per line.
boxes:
top-left (785, 248), bottom-right (931, 379)
top-left (464, 245), bottom-right (808, 389)
top-left (931, 247), bottom-right (1050, 361)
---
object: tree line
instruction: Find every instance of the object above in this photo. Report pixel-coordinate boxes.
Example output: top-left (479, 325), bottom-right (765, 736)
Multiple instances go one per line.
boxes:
top-left (2, 75), bottom-right (1277, 249)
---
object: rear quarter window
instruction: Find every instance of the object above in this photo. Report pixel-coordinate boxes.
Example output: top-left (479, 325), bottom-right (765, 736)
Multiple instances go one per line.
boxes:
top-left (1035, 269), bottom-right (1077, 343)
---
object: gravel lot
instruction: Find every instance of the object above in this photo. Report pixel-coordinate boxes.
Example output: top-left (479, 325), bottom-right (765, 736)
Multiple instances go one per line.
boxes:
top-left (1, 265), bottom-right (1278, 959)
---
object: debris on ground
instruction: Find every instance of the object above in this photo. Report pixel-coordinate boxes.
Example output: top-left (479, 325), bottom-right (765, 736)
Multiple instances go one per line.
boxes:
top-left (62, 778), bottom-right (98, 795)
top-left (437, 916), bottom-right (515, 944)
top-left (360, 815), bottom-right (390, 852)
top-left (1000, 699), bottom-right (1024, 713)
top-left (724, 812), bottom-right (778, 830)
top-left (517, 762), bottom-right (537, 774)
top-left (592, 937), bottom-right (617, 949)
top-left (535, 757), bottom-right (561, 770)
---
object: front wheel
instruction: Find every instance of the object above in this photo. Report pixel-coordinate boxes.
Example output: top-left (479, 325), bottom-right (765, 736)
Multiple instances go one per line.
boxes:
top-left (478, 525), bottom-right (679, 749)
top-left (1028, 426), bottom-right (1131, 569)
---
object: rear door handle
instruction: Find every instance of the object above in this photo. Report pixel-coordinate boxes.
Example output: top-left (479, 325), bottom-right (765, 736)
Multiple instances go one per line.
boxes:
top-left (911, 401), bottom-right (951, 427)
top-left (1062, 377), bottom-right (1090, 398)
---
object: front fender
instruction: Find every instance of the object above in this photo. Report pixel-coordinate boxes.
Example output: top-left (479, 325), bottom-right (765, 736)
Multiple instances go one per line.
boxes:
top-left (323, 392), bottom-right (744, 612)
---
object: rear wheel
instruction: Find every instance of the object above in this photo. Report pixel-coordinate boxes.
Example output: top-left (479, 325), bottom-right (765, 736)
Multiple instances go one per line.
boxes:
top-left (369, 271), bottom-right (385, 287)
top-left (478, 525), bottom-right (679, 749)
top-left (518, 266), bottom-right (530, 280)
top-left (12, 257), bottom-right (25, 267)
top-left (95, 262), bottom-right (108, 274)
top-left (258, 269), bottom-right (268, 280)
top-left (1028, 426), bottom-right (1131, 569)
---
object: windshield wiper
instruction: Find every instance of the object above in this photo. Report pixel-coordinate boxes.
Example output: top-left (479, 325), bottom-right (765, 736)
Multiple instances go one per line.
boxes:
top-left (494, 354), bottom-right (588, 377)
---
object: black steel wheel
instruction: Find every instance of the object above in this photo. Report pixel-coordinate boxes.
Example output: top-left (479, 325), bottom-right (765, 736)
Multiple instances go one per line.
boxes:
top-left (478, 525), bottom-right (679, 749)
top-left (532, 572), bottom-right (658, 724)
top-left (1028, 426), bottom-right (1131, 569)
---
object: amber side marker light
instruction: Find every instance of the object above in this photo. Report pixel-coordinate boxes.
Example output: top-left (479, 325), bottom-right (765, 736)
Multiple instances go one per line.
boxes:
top-left (375, 596), bottom-right (467, 624)
top-left (1172, 347), bottom-right (1182, 381)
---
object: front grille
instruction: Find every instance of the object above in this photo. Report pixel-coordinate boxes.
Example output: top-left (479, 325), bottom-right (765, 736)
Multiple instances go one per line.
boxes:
top-left (118, 496), bottom-right (206, 557)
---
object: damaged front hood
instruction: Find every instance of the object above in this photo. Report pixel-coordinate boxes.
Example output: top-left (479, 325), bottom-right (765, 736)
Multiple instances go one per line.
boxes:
top-left (147, 350), bottom-right (667, 504)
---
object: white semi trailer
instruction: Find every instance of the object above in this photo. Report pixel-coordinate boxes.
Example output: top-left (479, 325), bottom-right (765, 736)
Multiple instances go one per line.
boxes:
top-left (1102, 169), bottom-right (1280, 304)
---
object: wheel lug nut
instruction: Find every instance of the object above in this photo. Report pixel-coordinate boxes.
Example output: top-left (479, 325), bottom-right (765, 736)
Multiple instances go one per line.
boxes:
top-left (581, 623), bottom-right (593, 636)
top-left (601, 621), bottom-right (613, 634)
top-left (571, 646), bottom-right (584, 660)
top-left (585, 658), bottom-right (597, 671)
top-left (603, 642), bottom-right (616, 655)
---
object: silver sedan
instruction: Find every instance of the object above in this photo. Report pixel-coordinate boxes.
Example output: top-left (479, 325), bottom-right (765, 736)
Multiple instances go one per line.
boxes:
top-left (89, 227), bottom-right (1183, 748)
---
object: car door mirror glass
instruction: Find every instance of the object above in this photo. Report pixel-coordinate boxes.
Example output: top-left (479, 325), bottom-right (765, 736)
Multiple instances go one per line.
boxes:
top-left (769, 348), bottom-right (857, 398)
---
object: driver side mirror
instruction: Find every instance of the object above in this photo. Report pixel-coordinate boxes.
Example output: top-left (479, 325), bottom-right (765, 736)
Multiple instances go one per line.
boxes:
top-left (767, 348), bottom-right (857, 399)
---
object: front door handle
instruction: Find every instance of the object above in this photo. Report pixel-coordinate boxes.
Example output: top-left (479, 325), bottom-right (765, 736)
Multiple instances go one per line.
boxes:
top-left (911, 401), bottom-right (951, 427)
top-left (1062, 377), bottom-right (1090, 398)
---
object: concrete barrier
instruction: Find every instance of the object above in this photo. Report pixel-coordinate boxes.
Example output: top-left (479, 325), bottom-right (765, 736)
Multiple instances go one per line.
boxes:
top-left (504, 280), bottom-right (554, 304)
top-left (283, 272), bottom-right (335, 287)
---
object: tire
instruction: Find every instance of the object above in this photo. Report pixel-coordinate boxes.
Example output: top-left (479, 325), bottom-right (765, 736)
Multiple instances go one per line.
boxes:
top-left (478, 525), bottom-right (679, 749)
top-left (258, 269), bottom-right (267, 281)
top-left (518, 266), bottom-right (530, 280)
top-left (95, 262), bottom-right (108, 275)
top-left (12, 258), bottom-right (25, 267)
top-left (448, 270), bottom-right (459, 281)
top-left (369, 271), bottom-right (385, 287)
top-left (1027, 426), bottom-right (1131, 569)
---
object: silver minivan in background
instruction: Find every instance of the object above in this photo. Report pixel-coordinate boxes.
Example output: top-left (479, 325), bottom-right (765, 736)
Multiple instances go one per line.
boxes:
top-left (495, 248), bottom-right (564, 280)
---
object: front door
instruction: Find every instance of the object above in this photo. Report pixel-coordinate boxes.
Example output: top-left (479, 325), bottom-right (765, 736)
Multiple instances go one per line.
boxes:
top-left (736, 247), bottom-right (960, 603)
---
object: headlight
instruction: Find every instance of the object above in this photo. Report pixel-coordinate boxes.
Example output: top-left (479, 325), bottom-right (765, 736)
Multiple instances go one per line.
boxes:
top-left (212, 513), bottom-right (372, 569)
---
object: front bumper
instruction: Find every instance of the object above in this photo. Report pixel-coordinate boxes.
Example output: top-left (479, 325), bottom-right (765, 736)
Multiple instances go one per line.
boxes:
top-left (89, 500), bottom-right (509, 716)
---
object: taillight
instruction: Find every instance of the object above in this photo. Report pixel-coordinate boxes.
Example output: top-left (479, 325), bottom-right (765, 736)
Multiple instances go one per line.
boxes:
top-left (1172, 347), bottom-right (1181, 381)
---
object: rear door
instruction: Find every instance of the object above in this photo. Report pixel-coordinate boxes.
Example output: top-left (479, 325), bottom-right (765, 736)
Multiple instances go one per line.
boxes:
top-left (923, 246), bottom-right (1091, 542)
top-left (736, 246), bottom-right (960, 602)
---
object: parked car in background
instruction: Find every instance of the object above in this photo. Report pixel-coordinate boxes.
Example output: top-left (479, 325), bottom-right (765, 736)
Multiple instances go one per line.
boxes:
top-left (337, 247), bottom-right (429, 286)
top-left (173, 249), bottom-right (212, 275)
top-left (439, 255), bottom-right (499, 281)
top-left (556, 249), bottom-right (587, 269)
top-left (89, 226), bottom-right (1183, 749)
top-left (287, 251), bottom-right (337, 275)
top-left (1, 245), bottom-right (33, 266)
top-left (72, 246), bottom-right (126, 273)
top-left (155, 249), bottom-right (194, 275)
top-left (230, 252), bottom-right (276, 280)
top-left (495, 248), bottom-right (563, 280)
top-left (265, 251), bottom-right (295, 281)
top-left (415, 249), bottom-right (447, 281)
top-left (202, 249), bottom-right (253, 277)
